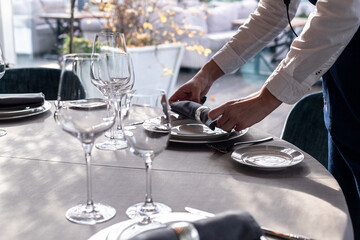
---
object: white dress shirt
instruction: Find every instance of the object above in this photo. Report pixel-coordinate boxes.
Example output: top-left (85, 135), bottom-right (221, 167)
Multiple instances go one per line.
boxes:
top-left (212, 0), bottom-right (360, 104)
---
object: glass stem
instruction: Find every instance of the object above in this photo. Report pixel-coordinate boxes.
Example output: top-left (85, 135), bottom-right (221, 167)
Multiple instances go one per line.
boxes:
top-left (83, 143), bottom-right (94, 209)
top-left (117, 99), bottom-right (122, 131)
top-left (144, 155), bottom-right (154, 205)
top-left (109, 95), bottom-right (117, 140)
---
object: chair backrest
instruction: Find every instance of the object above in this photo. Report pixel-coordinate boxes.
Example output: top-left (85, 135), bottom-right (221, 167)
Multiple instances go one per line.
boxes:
top-left (0, 68), bottom-right (62, 100)
top-left (0, 67), bottom-right (85, 101)
top-left (281, 91), bottom-right (328, 168)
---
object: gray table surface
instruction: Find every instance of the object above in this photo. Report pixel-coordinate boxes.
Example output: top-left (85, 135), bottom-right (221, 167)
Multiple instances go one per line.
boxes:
top-left (0, 104), bottom-right (354, 240)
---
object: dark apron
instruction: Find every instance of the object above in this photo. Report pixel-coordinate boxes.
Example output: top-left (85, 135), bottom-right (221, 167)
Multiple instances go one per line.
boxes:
top-left (307, 0), bottom-right (360, 238)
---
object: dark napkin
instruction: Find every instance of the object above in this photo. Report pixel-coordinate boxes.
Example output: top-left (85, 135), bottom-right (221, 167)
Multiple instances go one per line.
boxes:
top-left (171, 101), bottom-right (216, 130)
top-left (129, 211), bottom-right (263, 240)
top-left (0, 93), bottom-right (45, 111)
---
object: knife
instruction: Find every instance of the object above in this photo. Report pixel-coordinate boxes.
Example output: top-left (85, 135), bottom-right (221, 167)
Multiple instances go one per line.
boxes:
top-left (184, 207), bottom-right (313, 240)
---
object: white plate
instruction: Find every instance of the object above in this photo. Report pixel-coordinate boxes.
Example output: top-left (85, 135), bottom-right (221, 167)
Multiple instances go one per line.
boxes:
top-left (231, 145), bottom-right (304, 170)
top-left (88, 212), bottom-right (206, 240)
top-left (0, 101), bottom-right (51, 120)
top-left (171, 122), bottom-right (230, 140)
top-left (170, 115), bottom-right (230, 140)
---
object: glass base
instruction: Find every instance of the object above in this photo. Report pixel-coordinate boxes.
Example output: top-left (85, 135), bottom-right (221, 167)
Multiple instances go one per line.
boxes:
top-left (65, 203), bottom-right (116, 225)
top-left (95, 139), bottom-right (127, 151)
top-left (105, 129), bottom-right (125, 140)
top-left (126, 202), bottom-right (172, 219)
top-left (0, 129), bottom-right (7, 137)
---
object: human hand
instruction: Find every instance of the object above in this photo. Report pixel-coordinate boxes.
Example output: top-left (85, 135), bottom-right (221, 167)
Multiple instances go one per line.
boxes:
top-left (169, 60), bottom-right (224, 105)
top-left (208, 87), bottom-right (282, 132)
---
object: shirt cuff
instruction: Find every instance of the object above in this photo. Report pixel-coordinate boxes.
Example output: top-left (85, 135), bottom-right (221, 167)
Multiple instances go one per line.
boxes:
top-left (264, 65), bottom-right (313, 104)
top-left (212, 45), bottom-right (246, 74)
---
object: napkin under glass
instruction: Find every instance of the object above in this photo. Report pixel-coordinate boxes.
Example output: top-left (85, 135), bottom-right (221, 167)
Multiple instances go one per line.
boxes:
top-left (0, 93), bottom-right (45, 111)
top-left (129, 210), bottom-right (263, 240)
top-left (170, 101), bottom-right (217, 130)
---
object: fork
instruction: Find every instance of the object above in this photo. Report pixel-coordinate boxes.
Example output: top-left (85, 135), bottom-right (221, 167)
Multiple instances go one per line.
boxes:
top-left (206, 136), bottom-right (274, 153)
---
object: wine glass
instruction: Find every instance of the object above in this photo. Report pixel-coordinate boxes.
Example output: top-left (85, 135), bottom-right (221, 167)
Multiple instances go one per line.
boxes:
top-left (118, 89), bottom-right (172, 238)
top-left (55, 53), bottom-right (116, 224)
top-left (121, 89), bottom-right (172, 217)
top-left (0, 43), bottom-right (7, 137)
top-left (93, 32), bottom-right (135, 151)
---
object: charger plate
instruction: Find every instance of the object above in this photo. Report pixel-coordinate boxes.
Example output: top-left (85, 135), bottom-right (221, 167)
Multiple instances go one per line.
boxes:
top-left (231, 145), bottom-right (304, 170)
top-left (0, 101), bottom-right (51, 120)
top-left (88, 212), bottom-right (205, 240)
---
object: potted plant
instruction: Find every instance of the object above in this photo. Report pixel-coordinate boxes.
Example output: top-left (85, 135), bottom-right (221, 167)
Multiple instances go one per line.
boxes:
top-left (62, 0), bottom-right (211, 95)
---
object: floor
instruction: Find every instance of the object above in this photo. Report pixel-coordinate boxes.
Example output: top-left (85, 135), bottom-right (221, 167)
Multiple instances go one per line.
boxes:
top-left (15, 53), bottom-right (321, 137)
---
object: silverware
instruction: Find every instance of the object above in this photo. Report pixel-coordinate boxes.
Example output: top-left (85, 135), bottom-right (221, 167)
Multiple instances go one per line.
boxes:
top-left (206, 136), bottom-right (274, 153)
top-left (184, 207), bottom-right (313, 240)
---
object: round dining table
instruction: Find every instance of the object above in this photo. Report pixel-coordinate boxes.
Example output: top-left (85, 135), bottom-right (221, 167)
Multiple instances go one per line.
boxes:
top-left (0, 103), bottom-right (354, 240)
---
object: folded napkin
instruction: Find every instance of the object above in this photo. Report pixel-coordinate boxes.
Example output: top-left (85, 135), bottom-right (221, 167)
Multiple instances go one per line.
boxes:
top-left (0, 93), bottom-right (45, 111)
top-left (129, 211), bottom-right (263, 240)
top-left (170, 101), bottom-right (216, 130)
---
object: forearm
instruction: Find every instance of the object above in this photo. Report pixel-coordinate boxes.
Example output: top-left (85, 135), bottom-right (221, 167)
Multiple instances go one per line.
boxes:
top-left (195, 59), bottom-right (224, 85)
top-left (213, 0), bottom-right (300, 74)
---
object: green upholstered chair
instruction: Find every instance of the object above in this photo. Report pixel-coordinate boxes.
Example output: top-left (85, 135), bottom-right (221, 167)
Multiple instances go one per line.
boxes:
top-left (281, 91), bottom-right (328, 168)
top-left (0, 67), bottom-right (84, 100)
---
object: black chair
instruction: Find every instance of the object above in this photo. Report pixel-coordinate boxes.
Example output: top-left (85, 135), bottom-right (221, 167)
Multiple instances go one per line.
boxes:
top-left (281, 91), bottom-right (328, 168)
top-left (0, 67), bottom-right (84, 100)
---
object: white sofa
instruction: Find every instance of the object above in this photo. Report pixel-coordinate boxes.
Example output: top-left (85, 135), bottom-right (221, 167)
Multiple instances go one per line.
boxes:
top-left (12, 0), bottom-right (66, 55)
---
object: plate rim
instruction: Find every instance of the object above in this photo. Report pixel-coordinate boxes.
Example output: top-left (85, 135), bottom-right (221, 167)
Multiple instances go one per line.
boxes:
top-left (0, 101), bottom-right (52, 120)
top-left (88, 212), bottom-right (206, 240)
top-left (231, 145), bottom-right (304, 170)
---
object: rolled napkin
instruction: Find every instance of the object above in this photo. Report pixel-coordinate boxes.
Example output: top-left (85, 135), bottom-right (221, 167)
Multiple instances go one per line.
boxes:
top-left (170, 101), bottom-right (216, 130)
top-left (0, 93), bottom-right (45, 111)
top-left (129, 211), bottom-right (263, 240)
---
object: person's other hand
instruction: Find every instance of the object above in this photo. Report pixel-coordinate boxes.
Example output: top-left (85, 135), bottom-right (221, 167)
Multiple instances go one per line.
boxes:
top-left (208, 87), bottom-right (282, 132)
top-left (169, 60), bottom-right (224, 104)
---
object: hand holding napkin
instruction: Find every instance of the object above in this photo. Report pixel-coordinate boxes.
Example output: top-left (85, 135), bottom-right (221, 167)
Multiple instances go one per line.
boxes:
top-left (129, 211), bottom-right (263, 240)
top-left (170, 101), bottom-right (216, 130)
top-left (0, 93), bottom-right (45, 111)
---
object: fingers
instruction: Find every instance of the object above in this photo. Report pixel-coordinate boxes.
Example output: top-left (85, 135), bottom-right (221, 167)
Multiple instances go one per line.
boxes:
top-left (209, 100), bottom-right (247, 132)
top-left (169, 80), bottom-right (203, 104)
top-left (208, 104), bottom-right (225, 120)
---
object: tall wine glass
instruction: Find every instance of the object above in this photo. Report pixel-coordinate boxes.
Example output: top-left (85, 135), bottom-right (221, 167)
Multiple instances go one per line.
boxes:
top-left (55, 53), bottom-right (116, 224)
top-left (0, 43), bottom-right (7, 137)
top-left (93, 32), bottom-right (134, 151)
top-left (121, 89), bottom-right (172, 220)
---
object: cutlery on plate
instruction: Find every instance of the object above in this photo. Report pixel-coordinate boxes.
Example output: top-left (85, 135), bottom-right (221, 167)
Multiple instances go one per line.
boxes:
top-left (206, 136), bottom-right (274, 153)
top-left (184, 207), bottom-right (313, 240)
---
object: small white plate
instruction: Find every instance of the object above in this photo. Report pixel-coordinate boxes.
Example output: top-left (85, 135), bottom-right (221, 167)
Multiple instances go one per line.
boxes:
top-left (88, 212), bottom-right (206, 240)
top-left (231, 145), bottom-right (304, 170)
top-left (0, 101), bottom-right (51, 120)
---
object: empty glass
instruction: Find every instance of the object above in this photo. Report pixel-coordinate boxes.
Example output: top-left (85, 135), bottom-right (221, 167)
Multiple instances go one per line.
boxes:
top-left (122, 89), bottom-right (172, 214)
top-left (55, 53), bottom-right (116, 224)
top-left (118, 89), bottom-right (172, 238)
top-left (93, 32), bottom-right (135, 151)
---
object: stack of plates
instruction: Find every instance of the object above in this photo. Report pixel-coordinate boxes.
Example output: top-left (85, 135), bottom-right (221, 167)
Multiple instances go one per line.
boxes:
top-left (170, 115), bottom-right (248, 144)
top-left (0, 101), bottom-right (52, 120)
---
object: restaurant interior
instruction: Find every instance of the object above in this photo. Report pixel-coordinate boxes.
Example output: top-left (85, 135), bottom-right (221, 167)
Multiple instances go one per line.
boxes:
top-left (0, 0), bottom-right (355, 240)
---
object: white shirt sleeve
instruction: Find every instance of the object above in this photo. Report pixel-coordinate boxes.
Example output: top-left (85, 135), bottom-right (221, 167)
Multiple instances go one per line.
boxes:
top-left (212, 0), bottom-right (360, 104)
